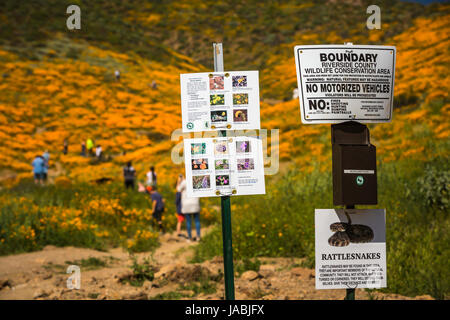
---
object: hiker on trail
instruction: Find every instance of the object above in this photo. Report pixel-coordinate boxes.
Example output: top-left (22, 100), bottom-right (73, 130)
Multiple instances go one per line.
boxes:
top-left (115, 70), bottom-right (120, 81)
top-left (151, 80), bottom-right (158, 89)
top-left (86, 138), bottom-right (94, 156)
top-left (63, 139), bottom-right (68, 155)
top-left (139, 184), bottom-right (165, 234)
top-left (123, 161), bottom-right (136, 189)
top-left (81, 141), bottom-right (86, 157)
top-left (42, 151), bottom-right (50, 183)
top-left (43, 150), bottom-right (50, 164)
top-left (292, 88), bottom-right (299, 99)
top-left (175, 174), bottom-right (185, 238)
top-left (149, 186), bottom-right (165, 233)
top-left (146, 166), bottom-right (157, 187)
top-left (95, 145), bottom-right (102, 160)
top-left (31, 155), bottom-right (45, 185)
top-left (177, 174), bottom-right (201, 242)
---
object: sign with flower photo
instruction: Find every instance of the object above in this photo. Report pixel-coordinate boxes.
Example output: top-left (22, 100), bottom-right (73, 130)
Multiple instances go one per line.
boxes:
top-left (184, 137), bottom-right (265, 197)
top-left (180, 71), bottom-right (260, 132)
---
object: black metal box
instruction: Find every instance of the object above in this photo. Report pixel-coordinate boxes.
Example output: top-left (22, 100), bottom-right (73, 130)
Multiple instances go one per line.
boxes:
top-left (332, 144), bottom-right (377, 205)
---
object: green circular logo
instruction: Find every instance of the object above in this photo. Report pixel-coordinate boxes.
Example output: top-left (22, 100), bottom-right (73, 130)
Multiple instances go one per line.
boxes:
top-left (186, 122), bottom-right (194, 130)
top-left (356, 175), bottom-right (364, 186)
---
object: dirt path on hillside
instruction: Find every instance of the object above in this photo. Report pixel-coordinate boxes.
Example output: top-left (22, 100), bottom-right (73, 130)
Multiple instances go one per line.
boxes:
top-left (0, 229), bottom-right (433, 300)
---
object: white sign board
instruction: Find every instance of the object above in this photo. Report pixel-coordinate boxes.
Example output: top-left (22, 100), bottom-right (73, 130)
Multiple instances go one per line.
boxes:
top-left (294, 45), bottom-right (396, 124)
top-left (180, 71), bottom-right (260, 132)
top-left (315, 209), bottom-right (387, 290)
top-left (184, 136), bottom-right (265, 197)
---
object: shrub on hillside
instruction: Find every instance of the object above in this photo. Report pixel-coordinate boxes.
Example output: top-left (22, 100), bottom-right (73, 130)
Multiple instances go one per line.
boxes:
top-left (416, 165), bottom-right (449, 211)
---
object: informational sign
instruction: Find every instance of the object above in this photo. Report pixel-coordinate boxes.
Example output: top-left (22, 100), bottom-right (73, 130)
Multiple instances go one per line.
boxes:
top-left (294, 45), bottom-right (396, 123)
top-left (315, 209), bottom-right (387, 290)
top-left (180, 71), bottom-right (260, 132)
top-left (184, 136), bottom-right (265, 197)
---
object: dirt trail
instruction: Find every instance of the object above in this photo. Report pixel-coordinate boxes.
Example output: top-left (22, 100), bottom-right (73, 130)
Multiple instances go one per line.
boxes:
top-left (0, 229), bottom-right (433, 300)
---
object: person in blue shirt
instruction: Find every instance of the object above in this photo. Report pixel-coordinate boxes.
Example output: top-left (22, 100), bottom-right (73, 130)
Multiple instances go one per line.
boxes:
top-left (42, 151), bottom-right (50, 183)
top-left (31, 155), bottom-right (45, 185)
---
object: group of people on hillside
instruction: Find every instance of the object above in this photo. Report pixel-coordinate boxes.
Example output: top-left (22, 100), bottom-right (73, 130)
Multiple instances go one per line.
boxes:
top-left (124, 163), bottom-right (200, 242)
top-left (126, 162), bottom-right (165, 233)
top-left (31, 145), bottom-right (201, 240)
top-left (31, 151), bottom-right (50, 185)
top-left (80, 138), bottom-right (102, 160)
top-left (114, 69), bottom-right (158, 90)
top-left (123, 163), bottom-right (157, 190)
top-left (61, 138), bottom-right (103, 160)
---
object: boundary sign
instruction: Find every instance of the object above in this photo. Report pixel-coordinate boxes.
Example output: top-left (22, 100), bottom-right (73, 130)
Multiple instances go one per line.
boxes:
top-left (294, 45), bottom-right (396, 124)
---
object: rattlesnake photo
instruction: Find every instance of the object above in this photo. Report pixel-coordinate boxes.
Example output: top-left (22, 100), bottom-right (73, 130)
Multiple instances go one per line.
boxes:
top-left (328, 211), bottom-right (374, 247)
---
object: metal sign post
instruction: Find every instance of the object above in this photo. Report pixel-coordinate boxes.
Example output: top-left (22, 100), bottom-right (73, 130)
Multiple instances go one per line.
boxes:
top-left (213, 42), bottom-right (235, 300)
top-left (344, 204), bottom-right (355, 300)
top-left (331, 121), bottom-right (377, 300)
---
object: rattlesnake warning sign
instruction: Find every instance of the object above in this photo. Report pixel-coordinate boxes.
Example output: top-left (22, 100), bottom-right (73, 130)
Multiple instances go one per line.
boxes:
top-left (294, 45), bottom-right (396, 124)
top-left (315, 209), bottom-right (387, 290)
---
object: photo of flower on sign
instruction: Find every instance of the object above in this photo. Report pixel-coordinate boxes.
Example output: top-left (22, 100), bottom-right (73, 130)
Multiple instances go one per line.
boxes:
top-left (193, 175), bottom-right (210, 190)
top-left (216, 175), bottom-right (230, 186)
top-left (210, 75), bottom-right (224, 90)
top-left (215, 159), bottom-right (229, 170)
top-left (211, 110), bottom-right (227, 122)
top-left (210, 94), bottom-right (225, 106)
top-left (236, 140), bottom-right (251, 153)
top-left (233, 109), bottom-right (248, 122)
top-left (192, 158), bottom-right (208, 171)
top-left (237, 158), bottom-right (254, 171)
top-left (191, 143), bottom-right (206, 155)
top-left (233, 93), bottom-right (248, 105)
top-left (232, 75), bottom-right (247, 87)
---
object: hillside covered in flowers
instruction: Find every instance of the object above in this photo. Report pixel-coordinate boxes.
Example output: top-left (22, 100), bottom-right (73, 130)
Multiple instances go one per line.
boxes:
top-left (0, 1), bottom-right (448, 185)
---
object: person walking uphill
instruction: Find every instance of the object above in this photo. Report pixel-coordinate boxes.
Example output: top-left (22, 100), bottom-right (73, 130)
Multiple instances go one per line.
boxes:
top-left (63, 139), bottom-right (68, 155)
top-left (42, 150), bottom-right (50, 183)
top-left (146, 166), bottom-right (157, 187)
top-left (146, 186), bottom-right (165, 234)
top-left (86, 138), bottom-right (94, 156)
top-left (123, 161), bottom-right (136, 189)
top-left (177, 175), bottom-right (201, 242)
top-left (175, 174), bottom-right (185, 237)
top-left (81, 141), bottom-right (86, 157)
top-left (31, 155), bottom-right (45, 185)
top-left (95, 145), bottom-right (102, 161)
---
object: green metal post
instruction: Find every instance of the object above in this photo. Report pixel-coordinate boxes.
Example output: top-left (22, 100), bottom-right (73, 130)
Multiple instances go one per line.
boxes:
top-left (214, 43), bottom-right (235, 300)
top-left (345, 288), bottom-right (355, 300)
top-left (221, 193), bottom-right (235, 300)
